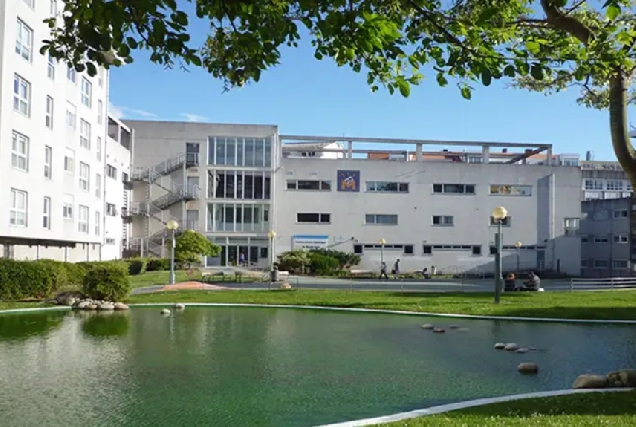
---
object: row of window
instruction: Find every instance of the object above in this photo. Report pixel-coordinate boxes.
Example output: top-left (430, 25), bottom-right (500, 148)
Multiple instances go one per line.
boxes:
top-left (353, 243), bottom-right (545, 256)
top-left (584, 179), bottom-right (632, 192)
top-left (21, 0), bottom-right (57, 15)
top-left (581, 259), bottom-right (630, 269)
top-left (10, 188), bottom-right (101, 235)
top-left (585, 209), bottom-right (629, 221)
top-left (286, 180), bottom-right (532, 196)
top-left (582, 234), bottom-right (630, 244)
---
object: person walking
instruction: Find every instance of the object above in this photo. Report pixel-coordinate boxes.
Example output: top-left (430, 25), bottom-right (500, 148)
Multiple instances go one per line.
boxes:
top-left (392, 259), bottom-right (400, 279)
top-left (379, 261), bottom-right (389, 280)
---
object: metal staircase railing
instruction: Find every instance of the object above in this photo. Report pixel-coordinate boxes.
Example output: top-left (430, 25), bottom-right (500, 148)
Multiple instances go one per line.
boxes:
top-left (152, 184), bottom-right (200, 210)
top-left (128, 202), bottom-right (179, 225)
top-left (131, 153), bottom-right (199, 183)
top-left (128, 238), bottom-right (163, 258)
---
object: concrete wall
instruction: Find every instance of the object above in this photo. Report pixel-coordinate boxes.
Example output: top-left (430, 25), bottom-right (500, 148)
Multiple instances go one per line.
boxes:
top-left (0, 1), bottom-right (109, 261)
top-left (580, 197), bottom-right (631, 277)
top-left (274, 159), bottom-right (582, 275)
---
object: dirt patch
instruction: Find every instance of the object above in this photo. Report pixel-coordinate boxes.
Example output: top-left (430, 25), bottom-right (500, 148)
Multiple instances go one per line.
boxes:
top-left (161, 282), bottom-right (228, 291)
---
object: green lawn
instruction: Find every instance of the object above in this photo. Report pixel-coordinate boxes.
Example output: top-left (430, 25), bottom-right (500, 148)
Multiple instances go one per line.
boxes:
top-left (128, 271), bottom-right (262, 288)
top-left (123, 288), bottom-right (636, 321)
top-left (378, 391), bottom-right (636, 426)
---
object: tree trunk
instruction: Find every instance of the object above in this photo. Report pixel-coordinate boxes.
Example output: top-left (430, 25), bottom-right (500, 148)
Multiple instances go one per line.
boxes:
top-left (608, 68), bottom-right (636, 190)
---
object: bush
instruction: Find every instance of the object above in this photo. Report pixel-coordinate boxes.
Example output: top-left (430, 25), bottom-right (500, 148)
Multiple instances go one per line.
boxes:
top-left (307, 252), bottom-right (340, 275)
top-left (310, 249), bottom-right (361, 270)
top-left (0, 259), bottom-right (60, 300)
top-left (145, 258), bottom-right (171, 271)
top-left (81, 263), bottom-right (131, 301)
top-left (277, 250), bottom-right (311, 274)
top-left (126, 258), bottom-right (147, 275)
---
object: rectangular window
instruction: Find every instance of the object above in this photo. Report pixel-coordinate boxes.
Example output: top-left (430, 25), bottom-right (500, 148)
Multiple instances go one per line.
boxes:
top-left (43, 197), bottom-right (51, 229)
top-left (593, 210), bottom-right (609, 221)
top-left (64, 149), bottom-right (75, 174)
top-left (581, 259), bottom-right (587, 268)
top-left (47, 52), bottom-right (55, 80)
top-left (404, 245), bottom-right (414, 254)
top-left (44, 146), bottom-right (52, 179)
top-left (489, 216), bottom-right (512, 227)
top-left (564, 218), bottom-right (580, 236)
top-left (606, 180), bottom-right (624, 191)
top-left (78, 205), bottom-right (89, 233)
top-left (106, 203), bottom-right (117, 216)
top-left (432, 183), bottom-right (476, 194)
top-left (613, 209), bottom-right (628, 219)
top-left (353, 244), bottom-right (363, 255)
top-left (593, 259), bottom-right (608, 269)
top-left (432, 215), bottom-right (454, 226)
top-left (489, 184), bottom-right (532, 196)
top-left (296, 213), bottom-right (330, 223)
top-left (96, 137), bottom-right (102, 161)
top-left (80, 119), bottom-right (91, 149)
top-left (63, 194), bottom-right (74, 219)
top-left (45, 96), bottom-right (55, 129)
top-left (11, 131), bottom-right (29, 172)
top-left (50, 0), bottom-right (58, 16)
top-left (15, 19), bottom-right (33, 61)
top-left (472, 245), bottom-right (482, 255)
top-left (365, 214), bottom-right (398, 225)
top-left (95, 174), bottom-right (101, 198)
top-left (66, 102), bottom-right (77, 128)
top-left (81, 77), bottom-right (92, 107)
top-left (79, 162), bottom-right (90, 192)
top-left (613, 260), bottom-right (629, 269)
top-left (13, 74), bottom-right (31, 116)
top-left (106, 164), bottom-right (117, 179)
top-left (97, 100), bottom-right (103, 124)
top-left (67, 67), bottom-right (77, 84)
top-left (10, 189), bottom-right (28, 227)
top-left (581, 235), bottom-right (589, 243)
top-left (366, 181), bottom-right (409, 193)
top-left (286, 180), bottom-right (331, 191)
top-left (94, 211), bottom-right (101, 235)
top-left (423, 245), bottom-right (433, 255)
top-left (613, 234), bottom-right (629, 244)
top-left (594, 235), bottom-right (609, 243)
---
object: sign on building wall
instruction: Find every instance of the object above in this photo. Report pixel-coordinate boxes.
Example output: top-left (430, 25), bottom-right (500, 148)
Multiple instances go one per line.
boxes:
top-left (337, 170), bottom-right (361, 192)
top-left (292, 235), bottom-right (329, 250)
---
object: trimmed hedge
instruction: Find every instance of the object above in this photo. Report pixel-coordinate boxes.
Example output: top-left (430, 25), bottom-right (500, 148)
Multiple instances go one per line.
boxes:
top-left (145, 258), bottom-right (171, 272)
top-left (0, 259), bottom-right (130, 301)
top-left (82, 263), bottom-right (131, 301)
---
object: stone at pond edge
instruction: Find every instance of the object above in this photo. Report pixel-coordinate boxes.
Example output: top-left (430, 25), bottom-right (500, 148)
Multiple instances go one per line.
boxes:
top-left (494, 343), bottom-right (506, 349)
top-left (86, 304), bottom-right (98, 310)
top-left (518, 363), bottom-right (538, 374)
top-left (432, 328), bottom-right (445, 334)
top-left (161, 309), bottom-right (171, 315)
top-left (279, 282), bottom-right (292, 289)
top-left (608, 370), bottom-right (636, 387)
top-left (449, 325), bottom-right (459, 330)
top-left (99, 303), bottom-right (115, 310)
top-left (114, 302), bottom-right (129, 310)
top-left (573, 374), bottom-right (609, 389)
top-left (504, 343), bottom-right (520, 351)
top-left (516, 348), bottom-right (529, 354)
top-left (421, 324), bottom-right (434, 330)
top-left (173, 303), bottom-right (185, 310)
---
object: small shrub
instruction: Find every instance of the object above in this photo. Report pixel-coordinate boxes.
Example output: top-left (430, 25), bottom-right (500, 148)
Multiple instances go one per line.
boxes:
top-left (126, 258), bottom-right (147, 275)
top-left (0, 259), bottom-right (59, 300)
top-left (307, 252), bottom-right (340, 275)
top-left (146, 258), bottom-right (171, 271)
top-left (81, 263), bottom-right (131, 301)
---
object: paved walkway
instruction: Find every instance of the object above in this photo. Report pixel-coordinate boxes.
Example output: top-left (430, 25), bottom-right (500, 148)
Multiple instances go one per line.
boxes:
top-left (131, 281), bottom-right (228, 295)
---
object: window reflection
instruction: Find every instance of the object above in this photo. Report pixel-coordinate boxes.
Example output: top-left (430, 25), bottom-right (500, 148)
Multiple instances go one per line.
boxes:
top-left (207, 136), bottom-right (273, 167)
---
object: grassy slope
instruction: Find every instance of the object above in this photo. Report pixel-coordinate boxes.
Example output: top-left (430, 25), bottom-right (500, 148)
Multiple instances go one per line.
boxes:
top-left (123, 288), bottom-right (636, 320)
top-left (377, 391), bottom-right (636, 426)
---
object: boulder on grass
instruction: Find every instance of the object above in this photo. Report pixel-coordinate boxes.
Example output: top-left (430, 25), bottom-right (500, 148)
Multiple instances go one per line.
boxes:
top-left (279, 282), bottom-right (292, 289)
top-left (573, 374), bottom-right (609, 389)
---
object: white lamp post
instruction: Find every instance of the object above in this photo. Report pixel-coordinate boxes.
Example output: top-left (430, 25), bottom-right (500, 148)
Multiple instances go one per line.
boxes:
top-left (379, 238), bottom-right (386, 268)
top-left (492, 206), bottom-right (508, 304)
top-left (268, 230), bottom-right (276, 289)
top-left (166, 220), bottom-right (179, 285)
top-left (515, 241), bottom-right (522, 273)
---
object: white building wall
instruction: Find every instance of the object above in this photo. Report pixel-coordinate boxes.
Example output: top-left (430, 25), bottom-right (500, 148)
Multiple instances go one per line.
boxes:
top-left (0, 0), bottom-right (109, 261)
top-left (274, 159), bottom-right (583, 276)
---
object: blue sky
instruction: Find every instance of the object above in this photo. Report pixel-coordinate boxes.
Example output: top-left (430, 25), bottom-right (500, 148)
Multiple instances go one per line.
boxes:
top-left (108, 22), bottom-right (628, 161)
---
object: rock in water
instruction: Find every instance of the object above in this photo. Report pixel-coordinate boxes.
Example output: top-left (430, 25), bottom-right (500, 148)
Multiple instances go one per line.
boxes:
top-left (173, 303), bottom-right (185, 310)
top-left (516, 348), bottom-right (529, 354)
top-left (161, 309), bottom-right (171, 315)
top-left (421, 324), bottom-right (434, 330)
top-left (494, 343), bottom-right (506, 349)
top-left (432, 328), bottom-right (446, 334)
top-left (504, 343), bottom-right (520, 351)
top-left (114, 302), bottom-right (129, 310)
top-left (573, 374), bottom-right (609, 389)
top-left (518, 363), bottom-right (538, 374)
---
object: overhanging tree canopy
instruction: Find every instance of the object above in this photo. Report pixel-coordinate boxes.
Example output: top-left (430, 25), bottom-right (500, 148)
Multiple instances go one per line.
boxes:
top-left (43, 0), bottom-right (636, 184)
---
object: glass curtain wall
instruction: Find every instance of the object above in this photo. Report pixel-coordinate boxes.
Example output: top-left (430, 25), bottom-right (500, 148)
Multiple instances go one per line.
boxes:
top-left (208, 170), bottom-right (271, 200)
top-left (208, 137), bottom-right (273, 167)
top-left (207, 203), bottom-right (270, 232)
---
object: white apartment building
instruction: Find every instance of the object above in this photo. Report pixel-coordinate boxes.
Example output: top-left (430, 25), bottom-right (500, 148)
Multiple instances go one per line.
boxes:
top-left (0, 0), bottom-right (124, 261)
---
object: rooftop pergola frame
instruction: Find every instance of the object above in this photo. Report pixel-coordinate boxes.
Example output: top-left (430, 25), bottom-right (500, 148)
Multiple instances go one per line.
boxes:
top-left (280, 135), bottom-right (552, 164)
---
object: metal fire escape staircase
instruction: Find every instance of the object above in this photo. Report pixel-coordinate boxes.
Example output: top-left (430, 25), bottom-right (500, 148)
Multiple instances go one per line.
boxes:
top-left (124, 153), bottom-right (200, 257)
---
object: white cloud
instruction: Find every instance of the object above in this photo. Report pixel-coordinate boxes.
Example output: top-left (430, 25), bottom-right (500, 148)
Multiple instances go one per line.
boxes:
top-left (108, 102), bottom-right (124, 119)
top-left (181, 113), bottom-right (208, 122)
top-left (108, 102), bottom-right (157, 120)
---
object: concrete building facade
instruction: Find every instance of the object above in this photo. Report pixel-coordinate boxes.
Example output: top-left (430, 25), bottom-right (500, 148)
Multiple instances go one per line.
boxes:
top-left (0, 0), bottom-right (123, 261)
top-left (123, 121), bottom-right (583, 276)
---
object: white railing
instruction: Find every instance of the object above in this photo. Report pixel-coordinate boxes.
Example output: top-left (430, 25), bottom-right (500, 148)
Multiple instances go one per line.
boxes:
top-left (569, 277), bottom-right (636, 291)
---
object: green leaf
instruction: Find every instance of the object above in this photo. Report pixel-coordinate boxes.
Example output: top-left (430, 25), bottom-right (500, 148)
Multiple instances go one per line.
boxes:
top-left (436, 73), bottom-right (448, 87)
top-left (607, 4), bottom-right (621, 20)
top-left (460, 86), bottom-right (472, 100)
top-left (481, 68), bottom-right (492, 86)
top-left (503, 65), bottom-right (515, 78)
top-left (397, 79), bottom-right (410, 97)
top-left (530, 64), bottom-right (544, 80)
top-left (525, 41), bottom-right (541, 55)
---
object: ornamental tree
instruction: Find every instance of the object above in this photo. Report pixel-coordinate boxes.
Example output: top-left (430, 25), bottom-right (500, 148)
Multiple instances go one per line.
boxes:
top-left (169, 230), bottom-right (220, 266)
top-left (42, 0), bottom-right (636, 185)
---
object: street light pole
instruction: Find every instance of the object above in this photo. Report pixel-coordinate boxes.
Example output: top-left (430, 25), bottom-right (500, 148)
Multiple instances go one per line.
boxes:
top-left (166, 220), bottom-right (180, 285)
top-left (268, 230), bottom-right (276, 290)
top-left (491, 206), bottom-right (508, 305)
top-left (380, 238), bottom-right (385, 267)
top-left (515, 241), bottom-right (522, 273)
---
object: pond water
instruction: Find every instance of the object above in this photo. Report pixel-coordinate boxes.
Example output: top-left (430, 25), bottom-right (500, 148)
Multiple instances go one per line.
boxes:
top-left (0, 307), bottom-right (634, 427)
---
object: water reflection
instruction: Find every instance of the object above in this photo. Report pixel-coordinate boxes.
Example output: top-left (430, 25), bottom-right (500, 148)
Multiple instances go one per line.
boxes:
top-left (0, 311), bottom-right (66, 341)
top-left (79, 311), bottom-right (131, 338)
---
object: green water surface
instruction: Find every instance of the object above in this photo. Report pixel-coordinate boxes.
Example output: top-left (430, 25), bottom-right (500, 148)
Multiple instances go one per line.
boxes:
top-left (0, 307), bottom-right (634, 427)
